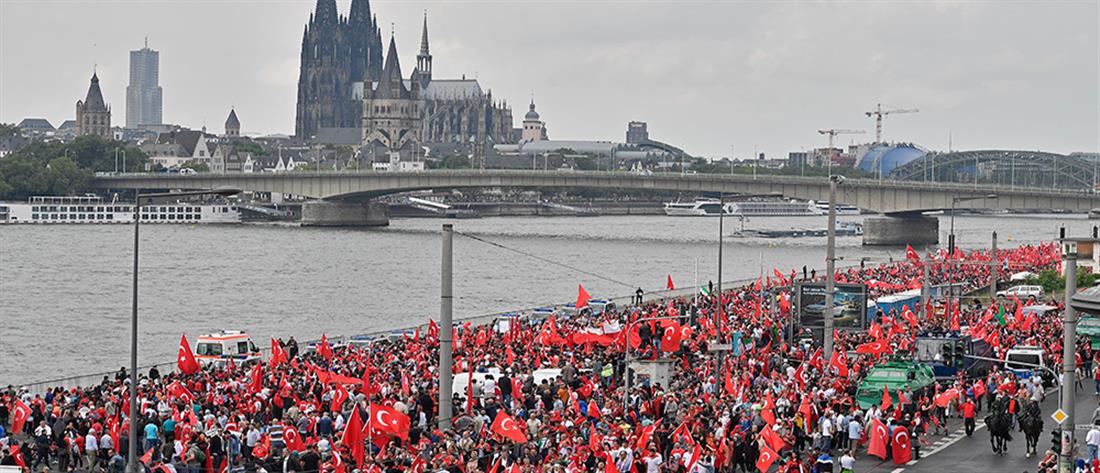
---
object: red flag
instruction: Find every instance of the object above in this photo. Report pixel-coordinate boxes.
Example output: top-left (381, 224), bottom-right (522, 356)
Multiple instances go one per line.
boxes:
top-left (9, 444), bottom-right (25, 468)
top-left (856, 341), bottom-right (890, 355)
top-left (577, 284), bottom-right (592, 309)
top-left (661, 321), bottom-right (682, 352)
top-left (905, 245), bottom-right (921, 264)
top-left (270, 338), bottom-right (288, 366)
top-left (759, 424), bottom-right (786, 452)
top-left (666, 275), bottom-right (675, 291)
top-left (935, 388), bottom-right (959, 408)
top-left (369, 403), bottom-right (411, 441)
top-left (341, 407), bottom-right (365, 467)
top-left (466, 360), bottom-right (475, 415)
top-left (829, 350), bottom-right (849, 377)
top-left (10, 398), bottom-right (31, 434)
top-left (686, 443), bottom-right (702, 472)
top-left (901, 306), bottom-right (919, 327)
top-left (881, 384), bottom-right (893, 411)
top-left (177, 334), bottom-right (200, 375)
top-left (317, 334), bottom-right (334, 360)
top-left (249, 362), bottom-right (264, 393)
top-left (755, 444), bottom-right (778, 472)
top-left (140, 448), bottom-right (154, 465)
top-left (490, 411), bottom-right (529, 443)
top-left (891, 426), bottom-right (912, 465)
top-left (867, 418), bottom-right (889, 460)
top-left (284, 425), bottom-right (306, 452)
top-left (331, 382), bottom-right (349, 411)
top-left (635, 421), bottom-right (660, 450)
top-left (428, 319), bottom-right (440, 340)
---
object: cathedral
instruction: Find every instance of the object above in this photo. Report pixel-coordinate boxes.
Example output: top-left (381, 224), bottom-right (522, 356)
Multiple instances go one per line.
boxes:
top-left (76, 73), bottom-right (112, 139)
top-left (295, 0), bottom-right (383, 140)
top-left (360, 14), bottom-right (514, 154)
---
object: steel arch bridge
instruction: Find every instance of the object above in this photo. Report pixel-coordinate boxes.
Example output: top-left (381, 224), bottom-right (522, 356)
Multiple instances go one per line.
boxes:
top-left (891, 150), bottom-right (1097, 190)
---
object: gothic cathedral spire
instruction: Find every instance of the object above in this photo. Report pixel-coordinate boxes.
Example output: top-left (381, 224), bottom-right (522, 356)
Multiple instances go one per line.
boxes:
top-left (415, 11), bottom-right (433, 88)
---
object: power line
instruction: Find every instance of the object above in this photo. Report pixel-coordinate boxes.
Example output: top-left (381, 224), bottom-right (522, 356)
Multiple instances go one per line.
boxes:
top-left (453, 230), bottom-right (636, 289)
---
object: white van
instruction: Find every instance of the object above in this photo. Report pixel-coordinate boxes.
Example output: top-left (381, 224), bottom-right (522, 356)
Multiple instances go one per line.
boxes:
top-left (1005, 346), bottom-right (1044, 376)
top-left (997, 285), bottom-right (1044, 299)
top-left (194, 330), bottom-right (262, 367)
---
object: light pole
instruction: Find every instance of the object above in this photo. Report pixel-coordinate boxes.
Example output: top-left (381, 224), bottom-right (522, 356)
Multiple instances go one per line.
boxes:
top-left (1059, 233), bottom-right (1078, 473)
top-left (439, 224), bottom-right (454, 430)
top-left (823, 175), bottom-right (844, 360)
top-left (128, 188), bottom-right (238, 473)
top-left (945, 194), bottom-right (997, 310)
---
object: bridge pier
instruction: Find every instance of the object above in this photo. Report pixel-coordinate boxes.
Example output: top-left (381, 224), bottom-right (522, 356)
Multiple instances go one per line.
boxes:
top-left (301, 201), bottom-right (389, 227)
top-left (862, 214), bottom-right (938, 246)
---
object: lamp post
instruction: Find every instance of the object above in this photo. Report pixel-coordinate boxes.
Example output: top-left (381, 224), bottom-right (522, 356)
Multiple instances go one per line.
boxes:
top-left (946, 194), bottom-right (996, 314)
top-left (823, 175), bottom-right (844, 360)
top-left (128, 188), bottom-right (238, 473)
top-left (1060, 234), bottom-right (1078, 473)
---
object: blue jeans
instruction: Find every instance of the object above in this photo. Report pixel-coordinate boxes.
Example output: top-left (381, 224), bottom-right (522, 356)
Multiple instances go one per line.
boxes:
top-left (1089, 444), bottom-right (1098, 462)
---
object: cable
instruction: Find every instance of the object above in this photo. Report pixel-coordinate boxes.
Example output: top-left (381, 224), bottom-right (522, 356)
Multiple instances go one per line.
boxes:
top-left (454, 230), bottom-right (637, 289)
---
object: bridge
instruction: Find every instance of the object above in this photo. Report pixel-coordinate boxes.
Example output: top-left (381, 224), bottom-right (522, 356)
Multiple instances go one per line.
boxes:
top-left (91, 170), bottom-right (1100, 245)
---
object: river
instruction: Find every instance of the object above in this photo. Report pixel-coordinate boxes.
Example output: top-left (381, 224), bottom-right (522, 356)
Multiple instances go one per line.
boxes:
top-left (0, 212), bottom-right (1090, 385)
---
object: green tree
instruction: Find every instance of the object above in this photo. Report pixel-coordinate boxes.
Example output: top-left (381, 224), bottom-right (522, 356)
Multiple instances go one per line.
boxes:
top-left (0, 123), bottom-right (20, 138)
top-left (437, 154), bottom-right (472, 169)
top-left (181, 160), bottom-right (210, 172)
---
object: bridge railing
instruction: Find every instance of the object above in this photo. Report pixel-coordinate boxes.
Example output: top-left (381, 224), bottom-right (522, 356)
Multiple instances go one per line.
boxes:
top-left (92, 169), bottom-right (1099, 197)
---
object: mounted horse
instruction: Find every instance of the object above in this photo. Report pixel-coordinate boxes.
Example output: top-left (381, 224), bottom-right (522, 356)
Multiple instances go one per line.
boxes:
top-left (1018, 400), bottom-right (1044, 458)
top-left (985, 396), bottom-right (1013, 455)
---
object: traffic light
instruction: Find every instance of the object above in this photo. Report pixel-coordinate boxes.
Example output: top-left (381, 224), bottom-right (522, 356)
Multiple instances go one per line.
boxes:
top-left (1051, 429), bottom-right (1060, 451)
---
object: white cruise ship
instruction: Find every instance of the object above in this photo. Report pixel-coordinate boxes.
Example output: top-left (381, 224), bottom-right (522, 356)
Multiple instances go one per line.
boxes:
top-left (810, 200), bottom-right (861, 215)
top-left (663, 199), bottom-right (726, 216)
top-left (726, 200), bottom-right (822, 217)
top-left (0, 196), bottom-right (241, 224)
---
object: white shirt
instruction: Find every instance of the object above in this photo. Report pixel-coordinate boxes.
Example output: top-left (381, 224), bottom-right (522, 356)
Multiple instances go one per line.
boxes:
top-left (644, 454), bottom-right (663, 473)
top-left (1087, 428), bottom-right (1100, 447)
top-left (840, 454), bottom-right (855, 469)
top-left (821, 417), bottom-right (833, 436)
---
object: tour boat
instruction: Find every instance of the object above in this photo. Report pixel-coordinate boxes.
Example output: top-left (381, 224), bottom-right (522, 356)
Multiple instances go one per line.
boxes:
top-left (725, 200), bottom-right (821, 217)
top-left (662, 199), bottom-right (725, 216)
top-left (0, 195), bottom-right (241, 224)
top-left (810, 200), bottom-right (861, 215)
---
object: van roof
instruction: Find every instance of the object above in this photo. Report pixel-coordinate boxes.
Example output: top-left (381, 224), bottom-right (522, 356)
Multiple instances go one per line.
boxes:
top-left (198, 331), bottom-right (251, 341)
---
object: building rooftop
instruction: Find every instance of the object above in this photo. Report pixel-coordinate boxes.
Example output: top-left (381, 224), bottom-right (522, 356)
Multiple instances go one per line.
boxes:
top-left (17, 118), bottom-right (55, 131)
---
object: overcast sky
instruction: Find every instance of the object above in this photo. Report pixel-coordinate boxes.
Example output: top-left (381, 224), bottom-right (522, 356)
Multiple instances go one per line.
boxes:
top-left (1, 0), bottom-right (1097, 157)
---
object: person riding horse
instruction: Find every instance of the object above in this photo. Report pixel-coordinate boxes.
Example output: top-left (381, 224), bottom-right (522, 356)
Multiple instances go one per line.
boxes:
top-left (1018, 398), bottom-right (1045, 458)
top-left (985, 393), bottom-right (1014, 454)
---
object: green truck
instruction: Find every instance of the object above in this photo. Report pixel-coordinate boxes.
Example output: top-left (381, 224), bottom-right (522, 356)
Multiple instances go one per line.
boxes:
top-left (856, 360), bottom-right (937, 409)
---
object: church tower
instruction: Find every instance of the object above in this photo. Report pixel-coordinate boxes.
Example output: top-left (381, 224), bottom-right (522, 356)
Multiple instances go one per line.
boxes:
top-left (413, 11), bottom-right (433, 89)
top-left (224, 109), bottom-right (240, 137)
top-left (362, 34), bottom-right (420, 152)
top-left (76, 72), bottom-right (112, 139)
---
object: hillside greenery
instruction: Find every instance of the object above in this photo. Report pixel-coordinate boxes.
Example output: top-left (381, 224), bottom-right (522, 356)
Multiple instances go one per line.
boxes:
top-left (0, 133), bottom-right (148, 200)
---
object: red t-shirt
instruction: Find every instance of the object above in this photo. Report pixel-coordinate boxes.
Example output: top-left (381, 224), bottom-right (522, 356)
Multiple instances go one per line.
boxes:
top-left (961, 402), bottom-right (975, 418)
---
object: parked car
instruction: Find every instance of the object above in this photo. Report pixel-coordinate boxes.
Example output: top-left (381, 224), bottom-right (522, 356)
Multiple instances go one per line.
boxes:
top-left (997, 285), bottom-right (1044, 298)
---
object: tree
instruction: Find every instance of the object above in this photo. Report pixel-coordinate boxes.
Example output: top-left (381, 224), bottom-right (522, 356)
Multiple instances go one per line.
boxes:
top-left (436, 155), bottom-right (472, 169)
top-left (181, 160), bottom-right (210, 172)
top-left (0, 123), bottom-right (20, 138)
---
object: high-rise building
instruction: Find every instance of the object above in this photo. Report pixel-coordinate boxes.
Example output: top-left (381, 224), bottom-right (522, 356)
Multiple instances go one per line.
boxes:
top-left (126, 39), bottom-right (163, 128)
top-left (76, 73), bottom-right (111, 138)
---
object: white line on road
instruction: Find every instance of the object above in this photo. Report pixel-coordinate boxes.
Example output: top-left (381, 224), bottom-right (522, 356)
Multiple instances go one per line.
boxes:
top-left (907, 423), bottom-right (987, 466)
top-left (891, 468), bottom-right (906, 473)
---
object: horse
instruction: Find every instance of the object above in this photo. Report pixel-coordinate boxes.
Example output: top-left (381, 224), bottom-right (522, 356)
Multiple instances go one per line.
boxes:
top-left (1018, 401), bottom-right (1044, 458)
top-left (985, 397), bottom-right (1013, 455)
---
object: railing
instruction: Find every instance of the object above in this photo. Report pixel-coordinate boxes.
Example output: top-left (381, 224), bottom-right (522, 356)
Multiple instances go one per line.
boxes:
top-left (90, 170), bottom-right (1099, 197)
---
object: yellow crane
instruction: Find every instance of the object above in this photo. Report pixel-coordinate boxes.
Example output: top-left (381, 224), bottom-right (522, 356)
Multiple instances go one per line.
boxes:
top-left (865, 103), bottom-right (918, 143)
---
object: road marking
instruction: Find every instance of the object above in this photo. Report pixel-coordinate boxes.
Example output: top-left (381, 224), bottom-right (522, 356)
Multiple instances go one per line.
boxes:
top-left (907, 423), bottom-right (987, 465)
top-left (891, 468), bottom-right (906, 473)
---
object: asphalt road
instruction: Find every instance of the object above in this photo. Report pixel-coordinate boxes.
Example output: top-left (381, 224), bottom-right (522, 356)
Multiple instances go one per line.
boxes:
top-left (848, 383), bottom-right (1100, 473)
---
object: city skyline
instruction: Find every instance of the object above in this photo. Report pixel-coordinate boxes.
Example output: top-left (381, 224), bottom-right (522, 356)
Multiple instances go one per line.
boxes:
top-left (0, 0), bottom-right (1097, 157)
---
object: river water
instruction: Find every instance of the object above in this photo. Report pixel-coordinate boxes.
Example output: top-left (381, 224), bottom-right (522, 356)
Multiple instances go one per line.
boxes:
top-left (0, 213), bottom-right (1090, 385)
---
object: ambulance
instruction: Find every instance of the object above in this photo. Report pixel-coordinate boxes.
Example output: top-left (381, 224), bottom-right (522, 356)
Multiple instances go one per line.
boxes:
top-left (194, 330), bottom-right (262, 367)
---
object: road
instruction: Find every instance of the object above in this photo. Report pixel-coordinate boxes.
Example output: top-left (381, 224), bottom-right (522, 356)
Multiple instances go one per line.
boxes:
top-left (850, 383), bottom-right (1100, 473)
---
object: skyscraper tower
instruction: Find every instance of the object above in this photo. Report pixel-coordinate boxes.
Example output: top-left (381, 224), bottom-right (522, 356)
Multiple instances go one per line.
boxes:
top-left (125, 38), bottom-right (163, 127)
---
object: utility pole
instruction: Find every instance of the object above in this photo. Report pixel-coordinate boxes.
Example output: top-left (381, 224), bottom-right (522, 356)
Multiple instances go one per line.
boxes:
top-left (1060, 232), bottom-right (1078, 473)
top-left (824, 175), bottom-right (843, 359)
top-left (990, 231), bottom-right (998, 302)
top-left (716, 194), bottom-right (724, 335)
top-left (439, 224), bottom-right (454, 430)
top-left (921, 253), bottom-right (930, 319)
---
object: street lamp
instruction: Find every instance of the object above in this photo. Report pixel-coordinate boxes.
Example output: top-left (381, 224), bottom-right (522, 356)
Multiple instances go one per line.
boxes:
top-left (944, 194), bottom-right (997, 323)
top-left (127, 188), bottom-right (238, 473)
top-left (824, 175), bottom-right (844, 360)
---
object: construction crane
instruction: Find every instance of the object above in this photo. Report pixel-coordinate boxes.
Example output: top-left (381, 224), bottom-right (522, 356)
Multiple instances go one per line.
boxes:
top-left (865, 103), bottom-right (918, 143)
top-left (816, 129), bottom-right (865, 168)
top-left (817, 129), bottom-right (865, 150)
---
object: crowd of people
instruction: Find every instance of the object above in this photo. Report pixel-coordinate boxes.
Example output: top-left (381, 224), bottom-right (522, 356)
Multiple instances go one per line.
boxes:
top-left (1, 242), bottom-right (1085, 473)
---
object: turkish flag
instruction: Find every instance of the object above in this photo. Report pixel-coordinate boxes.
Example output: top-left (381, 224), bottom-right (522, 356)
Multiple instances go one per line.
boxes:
top-left (856, 341), bottom-right (890, 355)
top-left (906, 245), bottom-right (921, 263)
top-left (10, 398), bottom-right (32, 434)
top-left (759, 424), bottom-right (786, 452)
top-left (177, 334), bottom-right (200, 375)
top-left (577, 284), bottom-right (592, 309)
top-left (140, 448), bottom-right (154, 465)
top-left (661, 321), bottom-right (682, 352)
top-left (829, 350), bottom-right (849, 377)
top-left (666, 275), bottom-right (675, 291)
top-left (686, 443), bottom-right (702, 472)
top-left (249, 362), bottom-right (264, 393)
top-left (635, 421), bottom-right (660, 450)
top-left (491, 411), bottom-right (528, 443)
top-left (284, 424), bottom-right (306, 452)
top-left (331, 381), bottom-right (349, 412)
top-left (341, 407), bottom-right (365, 467)
top-left (370, 403), bottom-right (411, 440)
top-left (317, 334), bottom-right (334, 360)
top-left (881, 384), bottom-right (893, 411)
top-left (892, 426), bottom-right (912, 465)
top-left (428, 319), bottom-right (440, 340)
top-left (270, 338), bottom-right (289, 366)
top-left (867, 418), bottom-right (889, 459)
top-left (901, 306), bottom-right (919, 327)
top-left (935, 388), bottom-right (959, 408)
top-left (9, 444), bottom-right (25, 468)
top-left (755, 444), bottom-right (778, 472)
